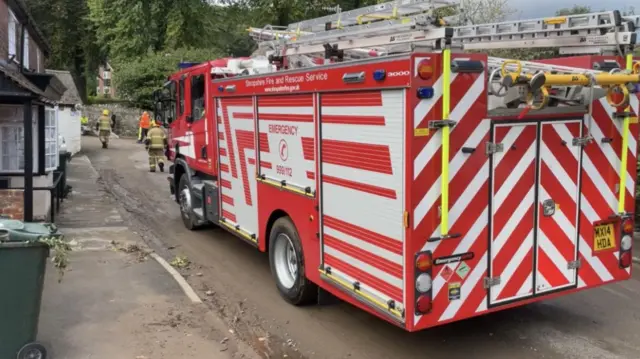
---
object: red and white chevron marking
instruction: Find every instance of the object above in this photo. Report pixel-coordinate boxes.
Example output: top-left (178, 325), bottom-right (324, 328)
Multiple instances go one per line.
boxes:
top-left (411, 54), bottom-right (489, 327)
top-left (535, 121), bottom-right (582, 293)
top-left (489, 123), bottom-right (537, 304)
top-left (320, 90), bottom-right (406, 311)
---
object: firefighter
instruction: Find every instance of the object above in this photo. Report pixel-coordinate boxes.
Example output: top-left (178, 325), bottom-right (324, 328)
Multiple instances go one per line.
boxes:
top-left (137, 111), bottom-right (152, 143)
top-left (96, 109), bottom-right (112, 149)
top-left (145, 121), bottom-right (167, 172)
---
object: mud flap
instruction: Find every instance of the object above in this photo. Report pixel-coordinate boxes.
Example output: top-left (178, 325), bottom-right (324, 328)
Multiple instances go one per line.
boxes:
top-left (317, 286), bottom-right (340, 306)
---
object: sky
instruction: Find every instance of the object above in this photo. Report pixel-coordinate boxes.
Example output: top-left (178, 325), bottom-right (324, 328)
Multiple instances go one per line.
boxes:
top-left (506, 0), bottom-right (636, 19)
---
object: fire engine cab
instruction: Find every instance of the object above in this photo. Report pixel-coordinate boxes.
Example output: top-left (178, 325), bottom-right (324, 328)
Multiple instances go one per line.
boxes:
top-left (154, 0), bottom-right (640, 331)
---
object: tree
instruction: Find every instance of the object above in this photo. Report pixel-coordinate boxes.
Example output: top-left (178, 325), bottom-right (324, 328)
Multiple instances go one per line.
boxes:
top-left (25, 0), bottom-right (101, 101)
top-left (112, 48), bottom-right (224, 108)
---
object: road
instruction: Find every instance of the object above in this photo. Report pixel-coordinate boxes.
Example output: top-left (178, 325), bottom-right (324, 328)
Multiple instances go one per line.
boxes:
top-left (82, 136), bottom-right (640, 359)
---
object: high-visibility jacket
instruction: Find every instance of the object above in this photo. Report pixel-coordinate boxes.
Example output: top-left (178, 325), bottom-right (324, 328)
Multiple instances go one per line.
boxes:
top-left (80, 116), bottom-right (88, 125)
top-left (146, 127), bottom-right (166, 150)
top-left (98, 115), bottom-right (111, 131)
top-left (139, 113), bottom-right (151, 129)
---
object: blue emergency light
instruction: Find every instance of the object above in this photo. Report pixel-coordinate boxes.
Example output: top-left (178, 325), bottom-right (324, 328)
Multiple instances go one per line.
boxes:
top-left (178, 62), bottom-right (200, 69)
top-left (373, 69), bottom-right (386, 81)
top-left (417, 87), bottom-right (434, 99)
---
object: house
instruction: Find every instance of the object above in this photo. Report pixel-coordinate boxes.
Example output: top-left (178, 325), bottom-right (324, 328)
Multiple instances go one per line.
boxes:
top-left (46, 69), bottom-right (82, 155)
top-left (0, 0), bottom-right (67, 222)
top-left (97, 62), bottom-right (116, 97)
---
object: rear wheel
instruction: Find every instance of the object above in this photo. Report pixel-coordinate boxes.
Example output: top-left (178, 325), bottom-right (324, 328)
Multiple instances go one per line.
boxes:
top-left (269, 217), bottom-right (317, 305)
top-left (178, 175), bottom-right (199, 230)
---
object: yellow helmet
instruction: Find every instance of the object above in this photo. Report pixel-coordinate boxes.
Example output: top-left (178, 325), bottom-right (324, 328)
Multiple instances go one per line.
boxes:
top-left (102, 109), bottom-right (109, 115)
top-left (150, 121), bottom-right (157, 127)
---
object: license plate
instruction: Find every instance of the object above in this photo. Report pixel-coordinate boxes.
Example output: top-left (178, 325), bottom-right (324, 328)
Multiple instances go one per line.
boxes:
top-left (593, 223), bottom-right (616, 252)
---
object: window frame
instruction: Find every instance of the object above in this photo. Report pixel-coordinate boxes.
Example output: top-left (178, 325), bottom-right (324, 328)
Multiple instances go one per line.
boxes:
top-left (178, 79), bottom-right (185, 116)
top-left (44, 107), bottom-right (58, 171)
top-left (190, 74), bottom-right (205, 121)
top-left (22, 30), bottom-right (29, 69)
top-left (8, 10), bottom-right (17, 58)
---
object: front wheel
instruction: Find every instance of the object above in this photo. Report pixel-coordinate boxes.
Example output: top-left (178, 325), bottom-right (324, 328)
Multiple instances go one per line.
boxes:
top-left (269, 217), bottom-right (317, 305)
top-left (17, 342), bottom-right (48, 359)
top-left (178, 175), bottom-right (199, 230)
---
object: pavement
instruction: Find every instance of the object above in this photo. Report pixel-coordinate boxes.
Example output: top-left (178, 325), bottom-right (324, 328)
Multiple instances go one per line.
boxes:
top-left (37, 153), bottom-right (259, 358)
top-left (74, 136), bottom-right (640, 359)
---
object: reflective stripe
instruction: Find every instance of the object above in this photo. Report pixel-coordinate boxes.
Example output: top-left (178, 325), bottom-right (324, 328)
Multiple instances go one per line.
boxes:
top-left (98, 115), bottom-right (111, 130)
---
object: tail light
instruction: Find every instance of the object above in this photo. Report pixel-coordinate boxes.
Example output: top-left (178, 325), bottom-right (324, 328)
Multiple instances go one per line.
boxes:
top-left (417, 59), bottom-right (433, 80)
top-left (619, 217), bottom-right (634, 269)
top-left (414, 251), bottom-right (433, 315)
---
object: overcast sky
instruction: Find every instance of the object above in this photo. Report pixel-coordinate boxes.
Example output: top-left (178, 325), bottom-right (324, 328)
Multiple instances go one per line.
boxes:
top-left (506, 0), bottom-right (636, 19)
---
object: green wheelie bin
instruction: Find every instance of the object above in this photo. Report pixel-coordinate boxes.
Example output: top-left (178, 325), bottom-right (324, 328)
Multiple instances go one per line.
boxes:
top-left (0, 221), bottom-right (54, 359)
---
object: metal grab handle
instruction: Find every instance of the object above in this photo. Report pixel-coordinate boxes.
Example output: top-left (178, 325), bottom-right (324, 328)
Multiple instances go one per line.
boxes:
top-left (525, 87), bottom-right (550, 110)
top-left (500, 59), bottom-right (522, 77)
top-left (605, 84), bottom-right (630, 108)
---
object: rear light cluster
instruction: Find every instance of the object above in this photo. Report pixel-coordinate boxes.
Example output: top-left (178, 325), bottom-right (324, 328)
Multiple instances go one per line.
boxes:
top-left (619, 217), bottom-right (634, 268)
top-left (414, 251), bottom-right (433, 315)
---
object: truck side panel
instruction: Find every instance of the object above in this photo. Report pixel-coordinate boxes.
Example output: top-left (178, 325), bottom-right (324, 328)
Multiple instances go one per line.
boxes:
top-left (257, 94), bottom-right (317, 194)
top-left (319, 89), bottom-right (406, 322)
top-left (217, 97), bottom-right (260, 242)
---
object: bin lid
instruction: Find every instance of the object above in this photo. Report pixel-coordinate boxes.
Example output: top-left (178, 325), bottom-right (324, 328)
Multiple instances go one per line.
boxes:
top-left (0, 219), bottom-right (26, 231)
top-left (22, 222), bottom-right (55, 235)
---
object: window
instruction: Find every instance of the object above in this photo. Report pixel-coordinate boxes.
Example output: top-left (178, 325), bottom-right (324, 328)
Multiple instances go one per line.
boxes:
top-left (36, 48), bottom-right (41, 72)
top-left (104, 87), bottom-right (110, 94)
top-left (8, 10), bottom-right (17, 58)
top-left (103, 71), bottom-right (110, 80)
top-left (178, 79), bottom-right (185, 116)
top-left (22, 31), bottom-right (29, 69)
top-left (2, 126), bottom-right (24, 171)
top-left (0, 106), bottom-right (38, 173)
top-left (44, 108), bottom-right (58, 170)
top-left (104, 79), bottom-right (111, 87)
top-left (190, 75), bottom-right (205, 120)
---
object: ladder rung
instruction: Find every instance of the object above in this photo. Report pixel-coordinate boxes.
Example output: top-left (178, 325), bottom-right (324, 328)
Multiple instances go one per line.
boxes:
top-left (287, 0), bottom-right (457, 32)
top-left (460, 32), bottom-right (637, 51)
top-left (284, 27), bottom-right (452, 57)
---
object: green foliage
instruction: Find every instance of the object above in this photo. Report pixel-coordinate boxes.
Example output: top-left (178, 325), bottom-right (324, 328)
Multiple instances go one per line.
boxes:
top-left (555, 5), bottom-right (591, 16)
top-left (112, 48), bottom-right (223, 108)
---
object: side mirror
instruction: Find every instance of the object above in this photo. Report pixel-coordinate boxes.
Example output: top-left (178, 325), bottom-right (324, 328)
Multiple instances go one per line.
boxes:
top-left (186, 115), bottom-right (194, 123)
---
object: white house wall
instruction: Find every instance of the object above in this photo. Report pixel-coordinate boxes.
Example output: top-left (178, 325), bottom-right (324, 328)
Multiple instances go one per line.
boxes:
top-left (58, 106), bottom-right (81, 155)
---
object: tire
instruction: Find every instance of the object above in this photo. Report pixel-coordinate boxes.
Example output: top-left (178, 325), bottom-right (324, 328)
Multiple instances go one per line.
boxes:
top-left (178, 175), bottom-right (199, 230)
top-left (17, 342), bottom-right (47, 359)
top-left (269, 217), bottom-right (317, 305)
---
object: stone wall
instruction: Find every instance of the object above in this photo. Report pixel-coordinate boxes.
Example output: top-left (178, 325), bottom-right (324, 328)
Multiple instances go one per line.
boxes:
top-left (83, 104), bottom-right (146, 138)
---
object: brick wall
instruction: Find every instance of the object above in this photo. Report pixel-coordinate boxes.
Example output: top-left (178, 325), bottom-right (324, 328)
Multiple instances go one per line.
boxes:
top-left (0, 190), bottom-right (24, 220)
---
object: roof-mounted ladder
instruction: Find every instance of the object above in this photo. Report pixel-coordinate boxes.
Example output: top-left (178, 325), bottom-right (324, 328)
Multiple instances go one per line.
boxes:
top-left (251, 8), bottom-right (637, 61)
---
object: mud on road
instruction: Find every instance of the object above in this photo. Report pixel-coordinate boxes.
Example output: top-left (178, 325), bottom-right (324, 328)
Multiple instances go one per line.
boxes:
top-left (83, 137), bottom-right (640, 359)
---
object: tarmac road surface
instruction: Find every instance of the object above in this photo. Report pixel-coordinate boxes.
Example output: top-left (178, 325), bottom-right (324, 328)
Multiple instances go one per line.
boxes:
top-left (82, 137), bottom-right (640, 359)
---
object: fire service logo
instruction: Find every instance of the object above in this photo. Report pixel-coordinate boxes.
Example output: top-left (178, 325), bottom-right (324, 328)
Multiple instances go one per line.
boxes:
top-left (279, 139), bottom-right (288, 161)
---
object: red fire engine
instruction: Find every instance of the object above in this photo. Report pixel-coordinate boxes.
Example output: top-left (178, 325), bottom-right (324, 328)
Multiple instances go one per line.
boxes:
top-left (155, 0), bottom-right (640, 331)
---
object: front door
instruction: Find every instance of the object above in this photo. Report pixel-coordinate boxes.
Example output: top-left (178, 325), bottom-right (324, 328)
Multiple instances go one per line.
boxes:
top-left (488, 119), bottom-right (582, 306)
